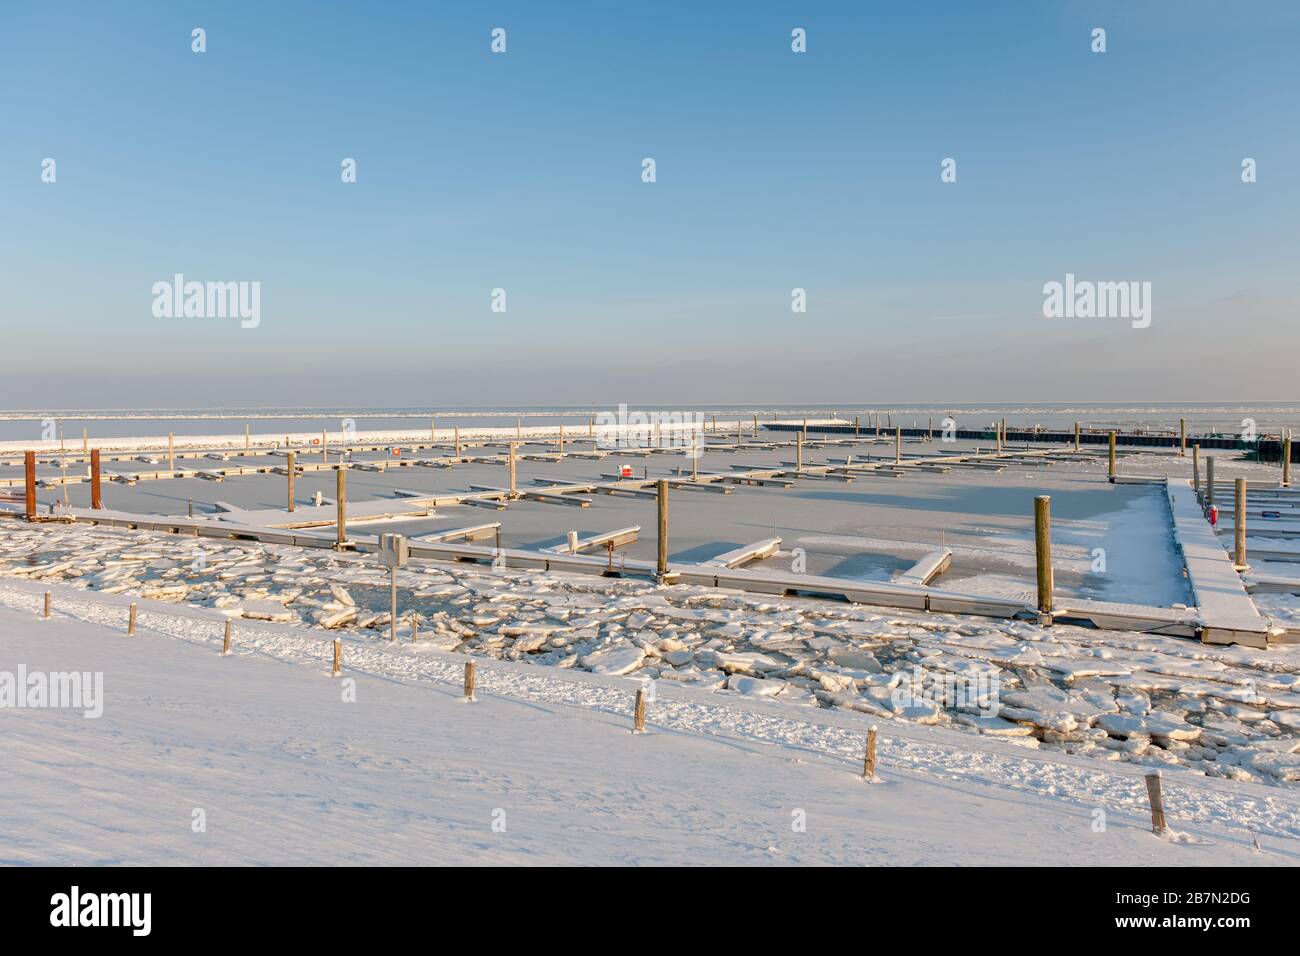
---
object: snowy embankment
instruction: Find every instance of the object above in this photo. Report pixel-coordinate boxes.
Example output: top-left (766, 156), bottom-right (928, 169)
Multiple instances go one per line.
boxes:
top-left (1, 579), bottom-right (1297, 864)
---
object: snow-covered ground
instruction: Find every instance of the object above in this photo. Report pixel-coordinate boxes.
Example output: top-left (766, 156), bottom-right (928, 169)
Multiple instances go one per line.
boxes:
top-left (1, 594), bottom-right (1294, 865)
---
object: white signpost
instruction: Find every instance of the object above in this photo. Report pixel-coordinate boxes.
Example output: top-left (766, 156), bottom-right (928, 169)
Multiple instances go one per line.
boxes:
top-left (377, 533), bottom-right (409, 641)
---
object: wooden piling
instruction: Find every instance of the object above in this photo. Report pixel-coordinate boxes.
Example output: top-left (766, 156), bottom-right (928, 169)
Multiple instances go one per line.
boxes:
top-left (1108, 431), bottom-right (1117, 479)
top-left (863, 725), bottom-right (878, 780)
top-left (691, 433), bottom-right (698, 481)
top-left (1034, 495), bottom-right (1053, 617)
top-left (410, 614), bottom-right (418, 642)
top-left (1074, 421), bottom-right (1080, 453)
top-left (321, 430), bottom-right (327, 464)
top-left (89, 449), bottom-right (102, 509)
top-left (82, 427), bottom-right (88, 454)
top-left (127, 603), bottom-right (137, 636)
top-left (187, 498), bottom-right (193, 518)
top-left (895, 426), bottom-right (901, 464)
top-left (431, 417), bottom-right (436, 442)
top-left (223, 619), bottom-right (232, 655)
top-left (23, 451), bottom-right (36, 521)
top-left (335, 465), bottom-right (347, 548)
top-left (1192, 444), bottom-right (1201, 496)
top-left (1179, 418), bottom-right (1186, 457)
top-left (43, 591), bottom-right (51, 620)
top-left (286, 451), bottom-right (296, 512)
top-left (558, 423), bottom-right (565, 455)
top-left (508, 442), bottom-right (517, 496)
top-left (464, 660), bottom-right (476, 701)
top-left (332, 638), bottom-right (341, 677)
top-left (927, 416), bottom-right (933, 440)
top-left (168, 432), bottom-right (175, 472)
top-left (1206, 457), bottom-right (1215, 509)
top-left (1283, 430), bottom-right (1292, 488)
top-left (796, 432), bottom-right (803, 472)
top-left (1234, 477), bottom-right (1247, 569)
top-left (633, 688), bottom-right (647, 733)
top-left (1145, 771), bottom-right (1168, 834)
top-left (854, 416), bottom-right (859, 437)
top-left (245, 423), bottom-right (251, 454)
top-left (656, 479), bottom-right (669, 580)
top-left (454, 426), bottom-right (461, 456)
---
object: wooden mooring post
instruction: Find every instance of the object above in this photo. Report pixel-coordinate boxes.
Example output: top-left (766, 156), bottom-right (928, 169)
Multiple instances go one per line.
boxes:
top-left (335, 465), bottom-right (347, 548)
top-left (1206, 457), bottom-right (1215, 510)
top-left (796, 432), bottom-right (803, 472)
top-left (1283, 430), bottom-right (1292, 488)
top-left (286, 451), bottom-right (296, 512)
top-left (24, 451), bottom-right (36, 521)
top-left (1074, 421), bottom-right (1081, 452)
top-left (1234, 478), bottom-right (1248, 569)
top-left (508, 442), bottom-right (517, 497)
top-left (454, 426), bottom-right (461, 456)
top-left (244, 423), bottom-right (251, 455)
top-left (168, 432), bottom-right (175, 472)
top-left (1179, 418), bottom-right (1186, 457)
top-left (1034, 495), bottom-right (1053, 618)
top-left (656, 479), bottom-right (669, 581)
top-left (89, 449), bottom-right (103, 510)
top-left (895, 426), bottom-right (901, 464)
top-left (1192, 444), bottom-right (1201, 497)
top-left (1108, 431), bottom-right (1117, 479)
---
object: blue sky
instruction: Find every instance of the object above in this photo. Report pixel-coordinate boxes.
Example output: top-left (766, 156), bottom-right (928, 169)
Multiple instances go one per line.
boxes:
top-left (2, 1), bottom-right (1298, 406)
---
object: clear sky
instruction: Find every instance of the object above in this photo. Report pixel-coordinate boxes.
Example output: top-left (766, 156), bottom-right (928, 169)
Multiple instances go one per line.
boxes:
top-left (2, 1), bottom-right (1298, 407)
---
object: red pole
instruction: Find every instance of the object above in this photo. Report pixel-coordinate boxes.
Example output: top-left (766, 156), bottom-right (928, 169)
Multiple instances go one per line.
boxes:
top-left (90, 449), bottom-right (103, 509)
top-left (24, 451), bottom-right (36, 521)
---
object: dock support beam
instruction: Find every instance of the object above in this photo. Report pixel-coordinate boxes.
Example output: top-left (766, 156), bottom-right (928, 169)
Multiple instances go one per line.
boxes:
top-left (286, 451), bottom-right (296, 512)
top-left (335, 466), bottom-right (347, 548)
top-left (1034, 495), bottom-right (1053, 620)
top-left (89, 449), bottom-right (102, 510)
top-left (24, 451), bottom-right (36, 521)
top-left (656, 479), bottom-right (669, 581)
top-left (1234, 477), bottom-right (1247, 570)
top-left (1108, 431), bottom-right (1117, 480)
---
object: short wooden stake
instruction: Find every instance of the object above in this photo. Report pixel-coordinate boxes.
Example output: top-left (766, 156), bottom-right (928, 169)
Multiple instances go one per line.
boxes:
top-left (335, 465), bottom-right (347, 547)
top-left (43, 591), bottom-right (51, 620)
top-left (1234, 477), bottom-right (1247, 569)
top-left (1108, 431), bottom-right (1117, 479)
top-left (463, 660), bottom-right (476, 701)
top-left (187, 497), bottom-right (193, 518)
top-left (127, 603), bottom-right (138, 636)
top-left (1034, 495), bottom-right (1053, 617)
top-left (863, 725), bottom-right (878, 780)
top-left (410, 615), bottom-right (418, 642)
top-left (332, 638), bottom-right (341, 677)
top-left (633, 688), bottom-right (647, 733)
top-left (1145, 771), bottom-right (1168, 834)
top-left (223, 619), bottom-right (232, 655)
